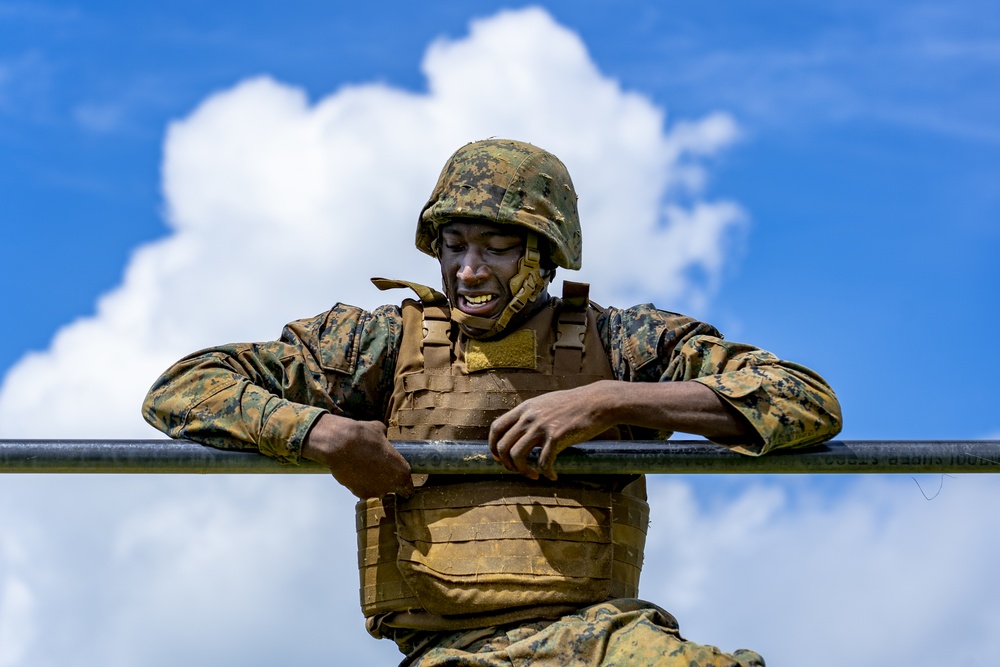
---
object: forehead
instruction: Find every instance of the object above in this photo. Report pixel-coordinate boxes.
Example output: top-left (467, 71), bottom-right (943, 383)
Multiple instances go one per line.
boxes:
top-left (439, 219), bottom-right (524, 241)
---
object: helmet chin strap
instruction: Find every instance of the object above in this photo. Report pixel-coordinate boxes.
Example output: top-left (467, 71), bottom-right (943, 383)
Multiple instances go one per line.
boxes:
top-left (450, 233), bottom-right (547, 339)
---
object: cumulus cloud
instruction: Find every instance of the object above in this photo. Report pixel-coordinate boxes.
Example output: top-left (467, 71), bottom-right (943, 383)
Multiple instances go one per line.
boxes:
top-left (0, 6), bottom-right (743, 438)
top-left (12, 8), bottom-right (997, 667)
top-left (643, 474), bottom-right (1000, 664)
top-left (5, 471), bottom-right (1000, 666)
top-left (0, 474), bottom-right (401, 666)
top-left (0, 577), bottom-right (35, 667)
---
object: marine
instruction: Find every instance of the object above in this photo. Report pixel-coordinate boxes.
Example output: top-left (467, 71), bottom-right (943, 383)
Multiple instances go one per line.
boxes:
top-left (143, 139), bottom-right (842, 665)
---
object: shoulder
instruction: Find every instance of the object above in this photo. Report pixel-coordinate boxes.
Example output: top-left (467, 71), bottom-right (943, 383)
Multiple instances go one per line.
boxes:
top-left (280, 303), bottom-right (403, 374)
top-left (597, 303), bottom-right (722, 377)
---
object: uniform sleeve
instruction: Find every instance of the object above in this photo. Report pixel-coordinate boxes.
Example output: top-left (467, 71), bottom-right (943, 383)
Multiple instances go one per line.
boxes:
top-left (598, 304), bottom-right (842, 455)
top-left (141, 303), bottom-right (402, 463)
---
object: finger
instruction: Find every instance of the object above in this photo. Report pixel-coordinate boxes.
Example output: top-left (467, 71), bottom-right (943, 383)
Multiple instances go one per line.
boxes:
top-left (492, 401), bottom-right (543, 469)
top-left (488, 409), bottom-right (519, 460)
top-left (492, 418), bottom-right (530, 473)
top-left (490, 412), bottom-right (524, 471)
top-left (538, 440), bottom-right (556, 482)
top-left (395, 476), bottom-right (416, 499)
top-left (506, 432), bottom-right (545, 480)
top-left (388, 445), bottom-right (412, 472)
top-left (389, 463), bottom-right (413, 493)
top-left (536, 441), bottom-right (560, 481)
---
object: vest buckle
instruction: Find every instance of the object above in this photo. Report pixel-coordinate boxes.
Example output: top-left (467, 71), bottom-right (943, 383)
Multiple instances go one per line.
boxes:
top-left (423, 319), bottom-right (451, 346)
top-left (554, 321), bottom-right (587, 350)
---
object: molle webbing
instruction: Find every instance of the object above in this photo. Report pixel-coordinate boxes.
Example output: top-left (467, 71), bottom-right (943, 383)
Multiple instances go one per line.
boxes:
top-left (393, 373), bottom-right (616, 440)
top-left (357, 494), bottom-right (422, 615)
top-left (357, 479), bottom-right (649, 621)
top-left (385, 282), bottom-right (617, 441)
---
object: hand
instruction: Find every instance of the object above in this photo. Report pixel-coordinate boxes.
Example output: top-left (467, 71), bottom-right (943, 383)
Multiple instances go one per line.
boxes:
top-left (490, 380), bottom-right (758, 481)
top-left (302, 414), bottom-right (414, 499)
top-left (488, 381), bottom-right (617, 481)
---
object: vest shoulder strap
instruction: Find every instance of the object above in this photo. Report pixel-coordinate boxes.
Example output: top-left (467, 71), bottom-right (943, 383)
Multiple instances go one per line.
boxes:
top-left (375, 277), bottom-right (453, 370)
top-left (554, 281), bottom-right (589, 372)
top-left (371, 277), bottom-right (447, 305)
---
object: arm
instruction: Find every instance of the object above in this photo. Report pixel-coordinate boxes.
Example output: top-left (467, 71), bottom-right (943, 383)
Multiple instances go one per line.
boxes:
top-left (142, 303), bottom-right (413, 498)
top-left (489, 304), bottom-right (842, 479)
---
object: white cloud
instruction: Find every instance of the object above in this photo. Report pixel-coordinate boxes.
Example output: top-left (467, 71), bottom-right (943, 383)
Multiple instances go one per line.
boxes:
top-left (20, 9), bottom-right (996, 665)
top-left (0, 5), bottom-right (744, 662)
top-left (0, 7), bottom-right (743, 438)
top-left (4, 472), bottom-right (1000, 666)
top-left (12, 6), bottom-right (930, 667)
top-left (642, 474), bottom-right (1000, 664)
top-left (0, 474), bottom-right (401, 666)
top-left (1, 7), bottom-right (996, 667)
top-left (0, 577), bottom-right (36, 667)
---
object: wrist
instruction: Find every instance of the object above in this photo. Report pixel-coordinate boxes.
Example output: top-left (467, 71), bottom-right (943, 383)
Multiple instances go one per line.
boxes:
top-left (302, 413), bottom-right (345, 465)
top-left (592, 379), bottom-right (630, 423)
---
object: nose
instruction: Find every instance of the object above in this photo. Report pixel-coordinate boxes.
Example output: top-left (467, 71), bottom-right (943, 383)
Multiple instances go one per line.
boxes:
top-left (456, 250), bottom-right (490, 284)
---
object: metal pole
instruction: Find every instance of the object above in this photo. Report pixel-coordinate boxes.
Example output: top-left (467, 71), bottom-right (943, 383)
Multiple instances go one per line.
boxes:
top-left (2, 439), bottom-right (999, 475)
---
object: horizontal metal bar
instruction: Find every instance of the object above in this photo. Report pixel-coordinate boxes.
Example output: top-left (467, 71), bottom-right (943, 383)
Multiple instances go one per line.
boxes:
top-left (2, 439), bottom-right (999, 475)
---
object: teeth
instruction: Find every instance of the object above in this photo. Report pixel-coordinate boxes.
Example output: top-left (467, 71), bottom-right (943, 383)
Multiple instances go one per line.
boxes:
top-left (465, 295), bottom-right (493, 305)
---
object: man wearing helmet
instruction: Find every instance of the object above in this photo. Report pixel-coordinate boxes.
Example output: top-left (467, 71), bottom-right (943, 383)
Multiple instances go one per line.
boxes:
top-left (144, 139), bottom-right (841, 666)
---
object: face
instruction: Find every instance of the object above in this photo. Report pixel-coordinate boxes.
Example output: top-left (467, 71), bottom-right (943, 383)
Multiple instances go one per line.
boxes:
top-left (438, 220), bottom-right (527, 331)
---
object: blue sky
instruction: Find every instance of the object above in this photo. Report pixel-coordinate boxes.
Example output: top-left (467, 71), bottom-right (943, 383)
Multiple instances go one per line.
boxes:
top-left (1, 2), bottom-right (1000, 666)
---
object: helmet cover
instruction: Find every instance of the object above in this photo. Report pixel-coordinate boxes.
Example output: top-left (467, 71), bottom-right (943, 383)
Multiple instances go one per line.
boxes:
top-left (417, 139), bottom-right (582, 270)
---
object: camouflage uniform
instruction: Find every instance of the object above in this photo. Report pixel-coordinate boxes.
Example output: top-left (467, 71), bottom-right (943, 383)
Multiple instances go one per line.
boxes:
top-left (394, 600), bottom-right (764, 667)
top-left (142, 300), bottom-right (836, 666)
top-left (142, 140), bottom-right (841, 666)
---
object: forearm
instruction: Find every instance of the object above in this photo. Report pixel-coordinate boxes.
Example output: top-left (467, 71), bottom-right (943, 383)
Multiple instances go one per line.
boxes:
top-left (142, 347), bottom-right (329, 462)
top-left (600, 306), bottom-right (841, 455)
top-left (665, 336), bottom-right (842, 454)
top-left (596, 379), bottom-right (755, 441)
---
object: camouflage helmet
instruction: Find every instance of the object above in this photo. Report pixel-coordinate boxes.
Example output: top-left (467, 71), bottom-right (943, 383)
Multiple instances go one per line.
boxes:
top-left (417, 139), bottom-right (582, 270)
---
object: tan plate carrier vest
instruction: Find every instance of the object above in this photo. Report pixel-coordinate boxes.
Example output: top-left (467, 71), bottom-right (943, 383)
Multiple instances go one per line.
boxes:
top-left (357, 281), bottom-right (650, 634)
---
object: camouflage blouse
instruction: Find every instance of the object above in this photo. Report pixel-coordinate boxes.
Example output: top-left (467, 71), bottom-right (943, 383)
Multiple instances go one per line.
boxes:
top-left (142, 301), bottom-right (842, 463)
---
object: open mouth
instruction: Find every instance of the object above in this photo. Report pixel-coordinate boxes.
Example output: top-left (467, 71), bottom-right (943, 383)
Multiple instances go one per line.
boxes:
top-left (459, 293), bottom-right (500, 317)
